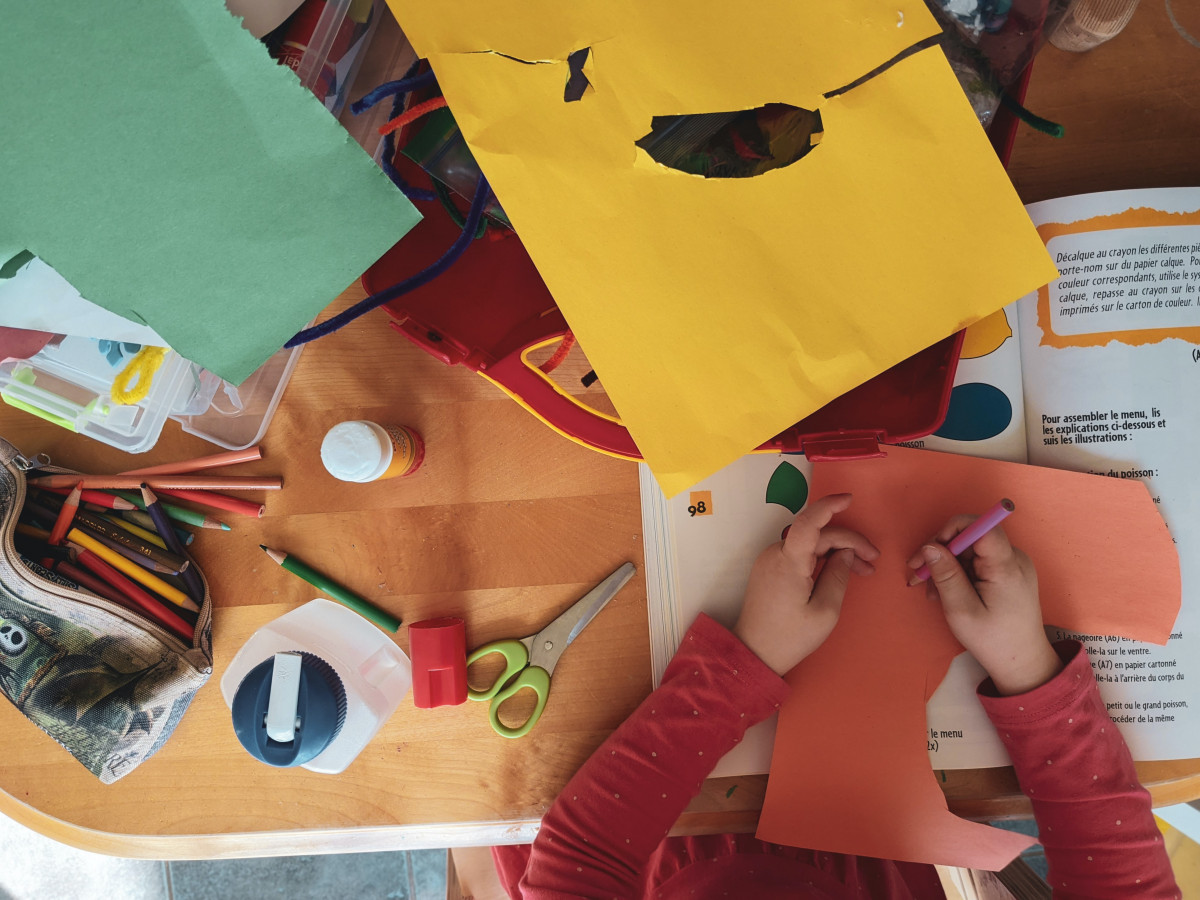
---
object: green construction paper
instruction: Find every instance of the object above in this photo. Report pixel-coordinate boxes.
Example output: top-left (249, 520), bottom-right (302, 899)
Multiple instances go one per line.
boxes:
top-left (0, 1), bottom-right (419, 384)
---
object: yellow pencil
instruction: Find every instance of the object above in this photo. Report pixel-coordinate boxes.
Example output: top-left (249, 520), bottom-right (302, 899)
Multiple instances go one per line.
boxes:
top-left (98, 513), bottom-right (169, 550)
top-left (67, 528), bottom-right (199, 613)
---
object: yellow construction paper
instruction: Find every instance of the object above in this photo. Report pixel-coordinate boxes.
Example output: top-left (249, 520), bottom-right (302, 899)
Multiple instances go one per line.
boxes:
top-left (388, 1), bottom-right (1059, 496)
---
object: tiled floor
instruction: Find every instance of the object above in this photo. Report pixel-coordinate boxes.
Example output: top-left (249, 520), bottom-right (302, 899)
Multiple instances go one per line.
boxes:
top-left (0, 812), bottom-right (446, 900)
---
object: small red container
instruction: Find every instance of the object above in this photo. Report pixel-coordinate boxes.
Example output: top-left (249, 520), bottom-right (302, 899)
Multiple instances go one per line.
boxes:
top-left (409, 617), bottom-right (468, 709)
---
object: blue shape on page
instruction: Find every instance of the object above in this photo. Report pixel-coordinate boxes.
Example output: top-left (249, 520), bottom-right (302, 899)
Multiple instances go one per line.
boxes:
top-left (935, 382), bottom-right (1013, 442)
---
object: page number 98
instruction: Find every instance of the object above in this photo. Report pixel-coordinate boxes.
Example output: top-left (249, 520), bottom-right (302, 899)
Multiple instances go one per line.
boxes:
top-left (687, 491), bottom-right (713, 517)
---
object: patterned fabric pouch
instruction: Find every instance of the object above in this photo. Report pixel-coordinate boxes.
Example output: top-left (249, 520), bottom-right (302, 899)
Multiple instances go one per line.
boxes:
top-left (0, 438), bottom-right (213, 783)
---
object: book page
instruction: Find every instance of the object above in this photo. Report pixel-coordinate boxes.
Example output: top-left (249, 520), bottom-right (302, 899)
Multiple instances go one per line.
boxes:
top-left (907, 305), bottom-right (1032, 769)
top-left (918, 303), bottom-right (1029, 465)
top-left (1015, 188), bottom-right (1200, 762)
top-left (640, 454), bottom-right (813, 776)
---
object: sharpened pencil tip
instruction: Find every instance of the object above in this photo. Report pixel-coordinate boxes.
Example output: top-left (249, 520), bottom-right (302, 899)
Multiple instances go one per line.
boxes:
top-left (259, 544), bottom-right (268, 551)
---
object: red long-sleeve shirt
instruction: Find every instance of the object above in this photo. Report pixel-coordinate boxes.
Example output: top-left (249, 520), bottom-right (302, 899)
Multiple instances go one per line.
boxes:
top-left (494, 614), bottom-right (1178, 898)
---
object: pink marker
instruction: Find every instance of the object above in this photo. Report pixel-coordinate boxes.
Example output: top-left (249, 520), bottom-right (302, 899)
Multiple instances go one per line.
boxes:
top-left (911, 498), bottom-right (1015, 584)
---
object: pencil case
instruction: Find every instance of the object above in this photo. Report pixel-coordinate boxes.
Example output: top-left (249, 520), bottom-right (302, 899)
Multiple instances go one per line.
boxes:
top-left (0, 437), bottom-right (213, 783)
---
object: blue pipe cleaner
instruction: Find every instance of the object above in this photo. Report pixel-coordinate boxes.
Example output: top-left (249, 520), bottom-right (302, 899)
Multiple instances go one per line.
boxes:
top-left (284, 174), bottom-right (492, 348)
top-left (350, 69), bottom-right (438, 115)
top-left (380, 88), bottom-right (437, 203)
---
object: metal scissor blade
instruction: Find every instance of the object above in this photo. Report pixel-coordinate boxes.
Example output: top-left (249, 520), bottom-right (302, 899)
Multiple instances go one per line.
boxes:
top-left (530, 562), bottom-right (636, 674)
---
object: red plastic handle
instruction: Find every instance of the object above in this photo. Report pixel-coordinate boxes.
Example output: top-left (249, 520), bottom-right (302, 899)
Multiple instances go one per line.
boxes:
top-left (483, 348), bottom-right (642, 460)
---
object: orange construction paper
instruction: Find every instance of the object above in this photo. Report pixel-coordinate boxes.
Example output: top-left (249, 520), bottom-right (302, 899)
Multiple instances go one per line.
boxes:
top-left (757, 445), bottom-right (1180, 869)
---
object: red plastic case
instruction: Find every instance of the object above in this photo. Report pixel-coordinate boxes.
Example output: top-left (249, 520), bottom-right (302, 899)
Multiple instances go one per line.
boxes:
top-left (362, 71), bottom-right (1028, 461)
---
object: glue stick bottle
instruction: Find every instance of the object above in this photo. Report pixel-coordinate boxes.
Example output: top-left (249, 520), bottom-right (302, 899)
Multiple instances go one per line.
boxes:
top-left (320, 420), bottom-right (424, 483)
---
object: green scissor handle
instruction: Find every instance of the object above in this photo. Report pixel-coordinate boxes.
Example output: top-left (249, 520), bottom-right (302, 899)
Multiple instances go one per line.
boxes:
top-left (467, 640), bottom-right (529, 701)
top-left (487, 665), bottom-right (551, 739)
top-left (467, 640), bottom-right (553, 738)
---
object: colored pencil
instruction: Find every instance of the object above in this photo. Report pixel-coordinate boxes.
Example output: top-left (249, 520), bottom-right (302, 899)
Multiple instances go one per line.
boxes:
top-left (78, 511), bottom-right (187, 572)
top-left (260, 545), bottom-right (401, 633)
top-left (67, 529), bottom-right (199, 612)
top-left (56, 559), bottom-right (129, 606)
top-left (118, 446), bottom-right (263, 476)
top-left (34, 485), bottom-right (136, 510)
top-left (30, 474), bottom-right (281, 491)
top-left (16, 523), bottom-right (52, 542)
top-left (47, 483), bottom-right (82, 545)
top-left (158, 487), bottom-right (264, 519)
top-left (111, 491), bottom-right (230, 530)
top-left (119, 509), bottom-right (194, 545)
top-left (26, 496), bottom-right (186, 573)
top-left (141, 485), bottom-right (205, 603)
top-left (72, 520), bottom-right (184, 575)
top-left (96, 512), bottom-right (170, 550)
top-left (71, 549), bottom-right (193, 641)
top-left (909, 498), bottom-right (1016, 585)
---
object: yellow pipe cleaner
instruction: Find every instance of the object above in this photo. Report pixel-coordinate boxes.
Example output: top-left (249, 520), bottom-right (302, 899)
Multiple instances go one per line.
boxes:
top-left (111, 346), bottom-right (168, 405)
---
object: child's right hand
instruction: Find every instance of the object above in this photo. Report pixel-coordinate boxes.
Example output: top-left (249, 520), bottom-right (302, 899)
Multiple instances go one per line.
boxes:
top-left (908, 518), bottom-right (1063, 696)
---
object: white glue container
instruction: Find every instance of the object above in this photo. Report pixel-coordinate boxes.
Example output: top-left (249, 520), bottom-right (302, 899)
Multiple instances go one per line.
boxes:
top-left (320, 420), bottom-right (425, 483)
top-left (221, 598), bottom-right (412, 774)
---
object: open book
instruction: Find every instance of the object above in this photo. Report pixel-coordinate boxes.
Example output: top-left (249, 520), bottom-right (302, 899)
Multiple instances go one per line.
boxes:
top-left (640, 187), bottom-right (1200, 775)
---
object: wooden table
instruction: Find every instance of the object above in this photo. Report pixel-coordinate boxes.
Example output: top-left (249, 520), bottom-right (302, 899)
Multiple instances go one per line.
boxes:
top-left (1, 2), bottom-right (1199, 859)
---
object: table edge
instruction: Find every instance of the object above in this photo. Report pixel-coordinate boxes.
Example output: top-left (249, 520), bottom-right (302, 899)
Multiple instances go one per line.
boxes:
top-left (8, 764), bottom-right (1200, 859)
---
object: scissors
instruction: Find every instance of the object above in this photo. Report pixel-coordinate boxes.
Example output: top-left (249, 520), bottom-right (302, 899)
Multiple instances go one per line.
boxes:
top-left (467, 562), bottom-right (636, 738)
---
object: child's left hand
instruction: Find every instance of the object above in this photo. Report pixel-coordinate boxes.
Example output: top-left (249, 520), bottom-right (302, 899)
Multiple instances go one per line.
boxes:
top-left (734, 493), bottom-right (878, 675)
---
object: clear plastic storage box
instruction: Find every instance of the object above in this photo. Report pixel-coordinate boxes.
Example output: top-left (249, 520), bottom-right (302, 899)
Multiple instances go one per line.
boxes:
top-left (0, 338), bottom-right (302, 454)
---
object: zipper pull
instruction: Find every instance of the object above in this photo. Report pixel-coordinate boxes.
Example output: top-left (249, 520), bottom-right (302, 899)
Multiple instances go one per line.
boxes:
top-left (12, 452), bottom-right (49, 472)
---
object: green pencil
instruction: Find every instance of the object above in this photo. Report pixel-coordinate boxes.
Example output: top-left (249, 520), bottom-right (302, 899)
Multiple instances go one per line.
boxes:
top-left (259, 545), bottom-right (401, 633)
top-left (110, 490), bottom-right (231, 531)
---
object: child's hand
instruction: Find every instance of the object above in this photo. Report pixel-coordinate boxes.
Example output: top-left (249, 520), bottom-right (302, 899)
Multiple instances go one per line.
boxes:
top-left (734, 493), bottom-right (879, 676)
top-left (908, 518), bottom-right (1062, 696)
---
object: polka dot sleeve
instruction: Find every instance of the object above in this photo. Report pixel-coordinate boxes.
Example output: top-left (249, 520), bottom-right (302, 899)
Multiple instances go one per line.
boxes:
top-left (517, 613), bottom-right (789, 899)
top-left (978, 640), bottom-right (1179, 899)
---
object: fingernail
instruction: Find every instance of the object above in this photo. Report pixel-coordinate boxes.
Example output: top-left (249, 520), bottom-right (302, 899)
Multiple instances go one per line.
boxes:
top-left (921, 545), bottom-right (942, 564)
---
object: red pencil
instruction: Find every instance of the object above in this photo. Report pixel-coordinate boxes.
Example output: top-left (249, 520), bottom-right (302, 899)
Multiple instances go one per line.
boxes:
top-left (47, 483), bottom-right (83, 546)
top-left (29, 474), bottom-right (281, 491)
top-left (35, 485), bottom-right (137, 510)
top-left (71, 548), bottom-right (193, 642)
top-left (118, 446), bottom-right (263, 477)
top-left (157, 487), bottom-right (265, 518)
top-left (55, 560), bottom-right (129, 607)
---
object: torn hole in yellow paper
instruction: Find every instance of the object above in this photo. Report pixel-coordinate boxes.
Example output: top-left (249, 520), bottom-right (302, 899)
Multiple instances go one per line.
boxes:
top-left (636, 104), bottom-right (824, 179)
top-left (564, 48), bottom-right (592, 102)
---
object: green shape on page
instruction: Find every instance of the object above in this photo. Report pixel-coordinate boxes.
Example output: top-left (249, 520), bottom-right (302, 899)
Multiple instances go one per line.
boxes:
top-left (765, 460), bottom-right (808, 514)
